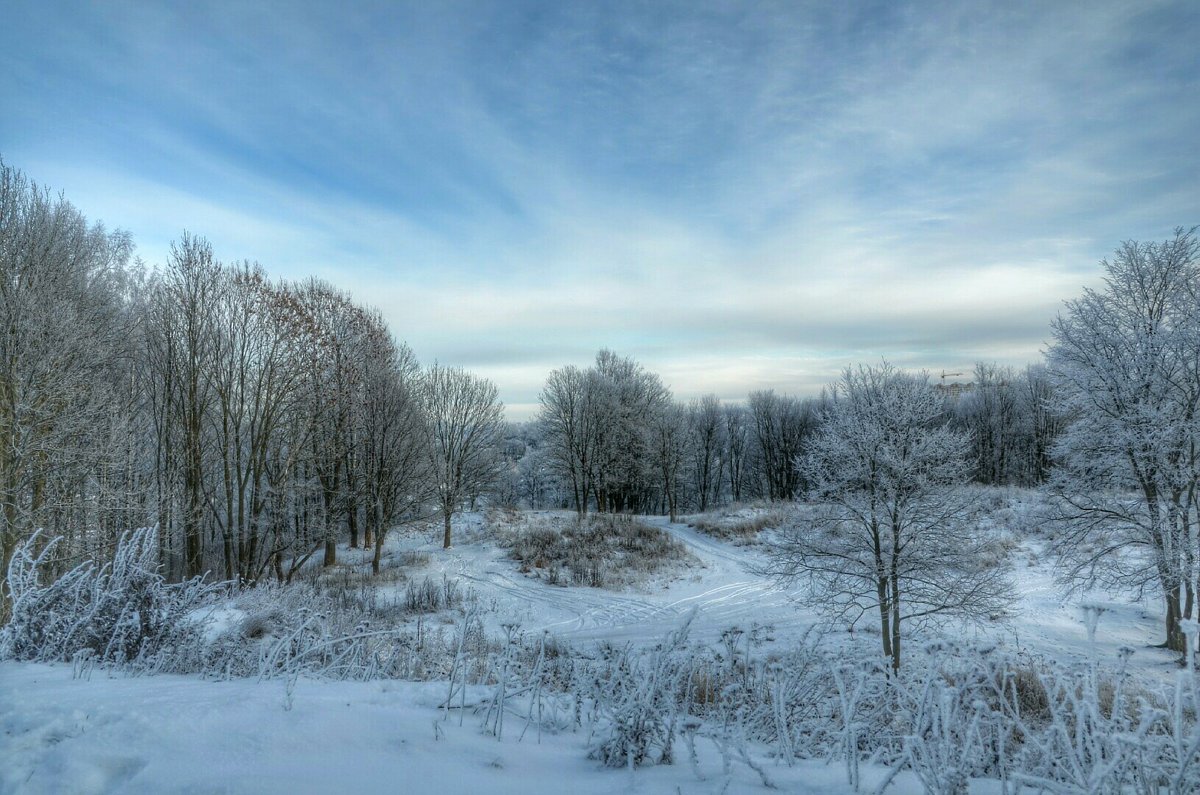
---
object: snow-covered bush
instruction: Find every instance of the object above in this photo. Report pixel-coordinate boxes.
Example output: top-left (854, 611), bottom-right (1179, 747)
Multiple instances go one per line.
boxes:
top-left (404, 574), bottom-right (463, 613)
top-left (1, 528), bottom-right (221, 666)
top-left (201, 581), bottom-right (467, 682)
top-left (587, 612), bottom-right (695, 767)
top-left (683, 505), bottom-right (788, 544)
top-left (500, 513), bottom-right (693, 589)
top-left (1, 532), bottom-right (473, 683)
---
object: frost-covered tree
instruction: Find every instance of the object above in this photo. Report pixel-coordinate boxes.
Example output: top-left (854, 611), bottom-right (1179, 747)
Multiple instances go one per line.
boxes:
top-left (764, 363), bottom-right (1012, 670)
top-left (687, 394), bottom-right (725, 512)
top-left (537, 350), bottom-right (669, 515)
top-left (1048, 227), bottom-right (1200, 652)
top-left (423, 365), bottom-right (504, 548)
top-left (357, 324), bottom-right (432, 574)
top-left (0, 160), bottom-right (133, 612)
top-left (589, 350), bottom-right (671, 514)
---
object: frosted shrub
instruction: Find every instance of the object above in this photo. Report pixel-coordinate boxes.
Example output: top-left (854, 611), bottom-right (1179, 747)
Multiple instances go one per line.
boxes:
top-left (894, 645), bottom-right (995, 795)
top-left (404, 574), bottom-right (463, 613)
top-left (588, 611), bottom-right (695, 768)
top-left (501, 513), bottom-right (692, 589)
top-left (215, 582), bottom-right (457, 682)
top-left (1, 528), bottom-right (221, 665)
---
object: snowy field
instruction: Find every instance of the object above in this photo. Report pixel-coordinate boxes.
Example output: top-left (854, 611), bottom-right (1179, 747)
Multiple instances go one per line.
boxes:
top-left (0, 505), bottom-right (1184, 794)
top-left (379, 508), bottom-right (1175, 669)
top-left (1, 665), bottom-right (923, 795)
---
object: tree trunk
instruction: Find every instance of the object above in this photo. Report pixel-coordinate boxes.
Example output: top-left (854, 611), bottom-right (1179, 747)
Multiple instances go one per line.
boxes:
top-left (876, 575), bottom-right (892, 664)
top-left (443, 511), bottom-right (453, 549)
top-left (1165, 588), bottom-right (1185, 653)
top-left (373, 529), bottom-right (385, 575)
top-left (890, 577), bottom-right (902, 672)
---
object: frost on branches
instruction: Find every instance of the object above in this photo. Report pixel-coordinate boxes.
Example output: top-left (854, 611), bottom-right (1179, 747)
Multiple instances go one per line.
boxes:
top-left (1048, 227), bottom-right (1200, 653)
top-left (0, 527), bottom-right (219, 666)
top-left (763, 363), bottom-right (1014, 671)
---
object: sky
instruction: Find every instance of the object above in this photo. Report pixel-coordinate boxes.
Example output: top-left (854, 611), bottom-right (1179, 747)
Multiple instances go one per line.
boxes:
top-left (3, 1), bottom-right (1199, 418)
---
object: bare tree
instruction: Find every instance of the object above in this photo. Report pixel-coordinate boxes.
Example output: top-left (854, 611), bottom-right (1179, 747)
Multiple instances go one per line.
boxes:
top-left (688, 394), bottom-right (725, 512)
top-left (205, 264), bottom-right (310, 582)
top-left (143, 234), bottom-right (225, 578)
top-left (538, 365), bottom-right (597, 514)
top-left (423, 365), bottom-right (504, 548)
top-left (723, 404), bottom-right (750, 504)
top-left (1019, 364), bottom-right (1063, 485)
top-left (354, 324), bottom-right (432, 573)
top-left (763, 363), bottom-right (1013, 670)
top-left (748, 390), bottom-right (816, 501)
top-left (651, 404), bottom-right (688, 522)
top-left (295, 279), bottom-right (372, 567)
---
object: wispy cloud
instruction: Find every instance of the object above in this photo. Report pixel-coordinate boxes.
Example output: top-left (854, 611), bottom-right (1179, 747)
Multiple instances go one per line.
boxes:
top-left (3, 0), bottom-right (1198, 417)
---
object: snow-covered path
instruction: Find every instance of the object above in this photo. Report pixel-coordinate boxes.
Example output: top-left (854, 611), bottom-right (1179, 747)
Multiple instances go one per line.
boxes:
top-left (398, 512), bottom-right (1179, 671)
top-left (408, 515), bottom-right (811, 646)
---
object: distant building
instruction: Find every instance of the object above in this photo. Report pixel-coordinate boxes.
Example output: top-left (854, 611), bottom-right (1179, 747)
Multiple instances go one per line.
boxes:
top-left (935, 381), bottom-right (974, 400)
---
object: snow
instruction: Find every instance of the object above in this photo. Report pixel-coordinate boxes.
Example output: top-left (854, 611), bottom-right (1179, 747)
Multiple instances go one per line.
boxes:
top-left (0, 504), bottom-right (1184, 793)
top-left (383, 511), bottom-right (1175, 672)
top-left (417, 513), bottom-right (809, 646)
top-left (0, 662), bottom-right (912, 795)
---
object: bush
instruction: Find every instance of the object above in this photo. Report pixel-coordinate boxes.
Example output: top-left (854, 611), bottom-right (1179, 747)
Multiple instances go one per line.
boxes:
top-left (684, 506), bottom-right (787, 543)
top-left (587, 613), bottom-right (694, 767)
top-left (404, 575), bottom-right (463, 613)
top-left (1, 527), bottom-right (221, 666)
top-left (500, 513), bottom-right (693, 589)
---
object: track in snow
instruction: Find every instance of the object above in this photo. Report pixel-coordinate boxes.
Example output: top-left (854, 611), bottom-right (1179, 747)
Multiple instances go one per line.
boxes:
top-left (421, 515), bottom-right (809, 646)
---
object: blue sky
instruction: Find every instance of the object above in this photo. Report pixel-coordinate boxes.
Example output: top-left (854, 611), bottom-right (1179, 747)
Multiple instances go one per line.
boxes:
top-left (3, 1), bottom-right (1199, 417)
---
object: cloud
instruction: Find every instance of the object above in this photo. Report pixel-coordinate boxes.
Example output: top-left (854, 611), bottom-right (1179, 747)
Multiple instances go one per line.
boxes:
top-left (2, 0), bottom-right (1198, 417)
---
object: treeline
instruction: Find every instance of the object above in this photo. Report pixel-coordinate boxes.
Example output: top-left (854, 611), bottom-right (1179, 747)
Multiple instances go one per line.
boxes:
top-left (0, 161), bottom-right (505, 609)
top-left (499, 355), bottom-right (1064, 517)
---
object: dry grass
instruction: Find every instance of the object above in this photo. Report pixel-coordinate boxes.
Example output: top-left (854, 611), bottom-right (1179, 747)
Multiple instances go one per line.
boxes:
top-left (683, 505), bottom-right (789, 544)
top-left (499, 512), bottom-right (695, 589)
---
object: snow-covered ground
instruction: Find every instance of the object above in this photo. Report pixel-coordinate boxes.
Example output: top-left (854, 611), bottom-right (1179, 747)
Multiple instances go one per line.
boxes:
top-left (420, 514), bottom-right (811, 646)
top-left (1, 663), bottom-right (922, 795)
top-left (0, 505), bottom-right (1182, 793)
top-left (384, 510), bottom-right (1176, 670)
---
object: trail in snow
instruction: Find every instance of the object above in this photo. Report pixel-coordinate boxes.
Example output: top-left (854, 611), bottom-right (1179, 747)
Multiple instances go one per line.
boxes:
top-left (385, 511), bottom-right (1180, 671)
top-left (396, 513), bottom-right (811, 647)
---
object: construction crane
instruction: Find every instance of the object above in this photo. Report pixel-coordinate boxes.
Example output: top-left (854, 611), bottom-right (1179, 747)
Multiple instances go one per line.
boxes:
top-left (940, 370), bottom-right (963, 387)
